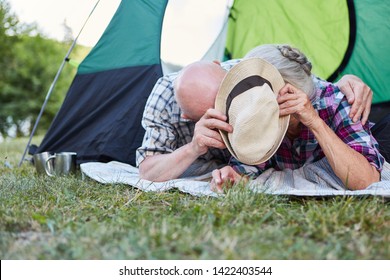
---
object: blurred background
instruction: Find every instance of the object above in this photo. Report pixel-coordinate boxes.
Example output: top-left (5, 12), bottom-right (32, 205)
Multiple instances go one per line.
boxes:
top-left (0, 0), bottom-right (228, 141)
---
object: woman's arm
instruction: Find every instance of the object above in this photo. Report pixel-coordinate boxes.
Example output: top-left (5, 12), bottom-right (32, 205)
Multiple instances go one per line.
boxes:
top-left (308, 118), bottom-right (379, 189)
top-left (278, 84), bottom-right (380, 190)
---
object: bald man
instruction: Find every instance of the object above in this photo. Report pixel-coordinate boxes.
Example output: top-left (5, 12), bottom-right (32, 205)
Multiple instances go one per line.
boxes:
top-left (136, 60), bottom-right (237, 181)
top-left (136, 59), bottom-right (373, 181)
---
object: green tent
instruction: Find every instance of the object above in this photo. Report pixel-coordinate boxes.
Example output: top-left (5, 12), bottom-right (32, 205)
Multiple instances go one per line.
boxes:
top-left (32, 0), bottom-right (389, 166)
top-left (225, 0), bottom-right (390, 106)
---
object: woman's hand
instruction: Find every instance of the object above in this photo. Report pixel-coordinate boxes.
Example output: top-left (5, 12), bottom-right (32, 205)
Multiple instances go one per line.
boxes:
top-left (277, 84), bottom-right (321, 130)
top-left (210, 166), bottom-right (243, 193)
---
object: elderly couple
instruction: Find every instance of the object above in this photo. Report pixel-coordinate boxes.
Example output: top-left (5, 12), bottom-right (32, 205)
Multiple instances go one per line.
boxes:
top-left (135, 44), bottom-right (387, 193)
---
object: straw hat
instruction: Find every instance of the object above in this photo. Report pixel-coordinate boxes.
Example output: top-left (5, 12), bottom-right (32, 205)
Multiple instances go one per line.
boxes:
top-left (215, 57), bottom-right (290, 165)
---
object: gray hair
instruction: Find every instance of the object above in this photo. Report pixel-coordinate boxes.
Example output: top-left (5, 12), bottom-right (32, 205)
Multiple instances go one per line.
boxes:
top-left (244, 44), bottom-right (315, 100)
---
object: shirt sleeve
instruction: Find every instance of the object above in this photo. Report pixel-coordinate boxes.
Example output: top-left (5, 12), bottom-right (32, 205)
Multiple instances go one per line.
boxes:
top-left (330, 93), bottom-right (385, 171)
top-left (312, 75), bottom-right (333, 91)
top-left (135, 75), bottom-right (178, 166)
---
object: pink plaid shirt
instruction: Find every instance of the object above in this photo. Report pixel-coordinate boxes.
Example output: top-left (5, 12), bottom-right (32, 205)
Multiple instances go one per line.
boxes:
top-left (231, 80), bottom-right (384, 177)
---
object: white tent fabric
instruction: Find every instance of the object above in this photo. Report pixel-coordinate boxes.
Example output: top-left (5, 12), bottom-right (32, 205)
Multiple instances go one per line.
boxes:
top-left (161, 0), bottom-right (231, 75)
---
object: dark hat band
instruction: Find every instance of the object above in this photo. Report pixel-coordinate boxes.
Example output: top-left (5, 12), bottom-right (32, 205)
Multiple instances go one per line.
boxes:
top-left (225, 75), bottom-right (273, 119)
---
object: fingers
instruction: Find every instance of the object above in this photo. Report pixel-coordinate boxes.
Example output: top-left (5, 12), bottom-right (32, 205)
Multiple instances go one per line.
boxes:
top-left (192, 109), bottom-right (232, 155)
top-left (277, 93), bottom-right (299, 106)
top-left (200, 117), bottom-right (233, 133)
top-left (279, 83), bottom-right (297, 96)
top-left (277, 90), bottom-right (305, 116)
top-left (210, 166), bottom-right (241, 193)
top-left (211, 169), bottom-right (224, 193)
top-left (346, 80), bottom-right (363, 122)
top-left (277, 84), bottom-right (303, 116)
top-left (350, 97), bottom-right (363, 123)
top-left (193, 128), bottom-right (226, 150)
top-left (278, 89), bottom-right (320, 128)
top-left (352, 84), bottom-right (372, 124)
top-left (200, 108), bottom-right (233, 132)
top-left (337, 74), bottom-right (373, 124)
top-left (203, 108), bottom-right (228, 122)
top-left (191, 128), bottom-right (225, 156)
top-left (336, 74), bottom-right (356, 104)
top-left (343, 85), bottom-right (355, 105)
top-left (348, 83), bottom-right (373, 124)
top-left (361, 91), bottom-right (372, 125)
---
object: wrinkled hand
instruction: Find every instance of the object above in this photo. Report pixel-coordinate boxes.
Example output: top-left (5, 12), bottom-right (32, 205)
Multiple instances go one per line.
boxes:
top-left (191, 108), bottom-right (233, 157)
top-left (336, 74), bottom-right (372, 125)
top-left (210, 166), bottom-right (243, 193)
top-left (277, 84), bottom-right (320, 129)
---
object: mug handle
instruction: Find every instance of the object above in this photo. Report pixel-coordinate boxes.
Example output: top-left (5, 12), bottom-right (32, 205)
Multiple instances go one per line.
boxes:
top-left (45, 155), bottom-right (56, 177)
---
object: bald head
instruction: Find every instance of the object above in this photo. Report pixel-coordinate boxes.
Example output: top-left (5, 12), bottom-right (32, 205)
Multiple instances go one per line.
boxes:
top-left (174, 61), bottom-right (227, 121)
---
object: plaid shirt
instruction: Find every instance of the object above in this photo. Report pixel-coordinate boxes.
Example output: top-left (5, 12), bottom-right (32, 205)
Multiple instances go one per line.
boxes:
top-left (135, 59), bottom-right (240, 166)
top-left (231, 80), bottom-right (385, 177)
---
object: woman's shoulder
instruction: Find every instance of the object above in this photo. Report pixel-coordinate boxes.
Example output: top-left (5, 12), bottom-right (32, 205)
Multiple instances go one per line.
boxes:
top-left (313, 77), bottom-right (346, 112)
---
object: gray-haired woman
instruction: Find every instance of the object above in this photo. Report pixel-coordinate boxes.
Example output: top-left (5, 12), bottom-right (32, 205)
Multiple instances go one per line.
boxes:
top-left (211, 44), bottom-right (384, 192)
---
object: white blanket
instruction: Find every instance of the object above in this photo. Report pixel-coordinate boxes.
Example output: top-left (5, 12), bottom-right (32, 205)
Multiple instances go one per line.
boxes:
top-left (80, 158), bottom-right (390, 198)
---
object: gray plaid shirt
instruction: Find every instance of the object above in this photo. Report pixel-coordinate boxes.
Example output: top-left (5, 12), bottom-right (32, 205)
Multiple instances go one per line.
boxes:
top-left (136, 60), bottom-right (240, 171)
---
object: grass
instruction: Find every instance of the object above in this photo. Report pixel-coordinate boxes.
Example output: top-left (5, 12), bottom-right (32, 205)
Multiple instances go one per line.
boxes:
top-left (0, 137), bottom-right (389, 259)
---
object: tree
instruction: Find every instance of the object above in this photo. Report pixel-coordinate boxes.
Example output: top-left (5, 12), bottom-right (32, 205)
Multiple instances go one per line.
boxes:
top-left (0, 0), bottom-right (79, 137)
top-left (0, 35), bottom-right (77, 136)
top-left (0, 0), bottom-right (20, 136)
top-left (0, 0), bottom-right (18, 82)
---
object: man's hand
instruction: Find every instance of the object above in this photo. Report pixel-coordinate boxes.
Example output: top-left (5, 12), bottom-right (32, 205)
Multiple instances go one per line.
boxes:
top-left (211, 166), bottom-right (243, 193)
top-left (191, 108), bottom-right (233, 156)
top-left (336, 75), bottom-right (373, 125)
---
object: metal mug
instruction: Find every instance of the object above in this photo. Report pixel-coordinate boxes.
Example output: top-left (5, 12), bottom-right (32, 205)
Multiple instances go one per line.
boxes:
top-left (45, 152), bottom-right (77, 177)
top-left (33, 152), bottom-right (54, 175)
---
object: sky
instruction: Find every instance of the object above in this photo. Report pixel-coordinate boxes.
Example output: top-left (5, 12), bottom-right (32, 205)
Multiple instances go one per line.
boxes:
top-left (7, 0), bottom-right (232, 65)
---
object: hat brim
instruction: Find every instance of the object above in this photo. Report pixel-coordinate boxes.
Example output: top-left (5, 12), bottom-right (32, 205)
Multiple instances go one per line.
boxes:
top-left (215, 57), bottom-right (290, 165)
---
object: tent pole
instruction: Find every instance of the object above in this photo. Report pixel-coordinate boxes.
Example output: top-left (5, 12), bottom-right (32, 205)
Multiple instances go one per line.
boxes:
top-left (18, 48), bottom-right (73, 167)
top-left (18, 0), bottom-right (101, 167)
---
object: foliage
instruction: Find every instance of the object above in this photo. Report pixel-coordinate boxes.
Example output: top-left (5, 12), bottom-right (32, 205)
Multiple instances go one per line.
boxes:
top-left (0, 35), bottom-right (77, 136)
top-left (0, 0), bottom-right (18, 82)
top-left (0, 138), bottom-right (389, 260)
top-left (0, 0), bottom-right (90, 137)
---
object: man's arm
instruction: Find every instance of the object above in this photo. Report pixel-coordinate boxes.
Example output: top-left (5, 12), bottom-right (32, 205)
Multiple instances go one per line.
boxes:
top-left (139, 144), bottom-right (202, 181)
top-left (138, 109), bottom-right (232, 181)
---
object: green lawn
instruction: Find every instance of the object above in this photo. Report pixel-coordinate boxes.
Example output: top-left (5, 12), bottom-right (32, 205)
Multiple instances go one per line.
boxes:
top-left (0, 137), bottom-right (389, 259)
